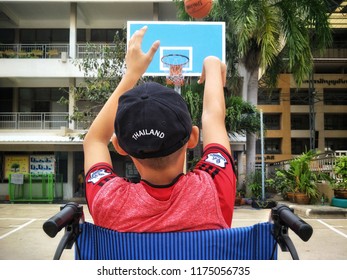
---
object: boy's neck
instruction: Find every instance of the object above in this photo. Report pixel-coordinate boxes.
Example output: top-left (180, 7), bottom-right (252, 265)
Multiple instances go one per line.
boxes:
top-left (139, 165), bottom-right (185, 185)
top-left (141, 171), bottom-right (184, 186)
top-left (132, 150), bottom-right (187, 185)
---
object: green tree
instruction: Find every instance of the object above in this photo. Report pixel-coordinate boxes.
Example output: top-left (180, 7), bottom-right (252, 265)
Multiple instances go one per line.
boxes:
top-left (175, 0), bottom-right (332, 184)
top-left (60, 29), bottom-right (127, 133)
top-left (330, 156), bottom-right (347, 190)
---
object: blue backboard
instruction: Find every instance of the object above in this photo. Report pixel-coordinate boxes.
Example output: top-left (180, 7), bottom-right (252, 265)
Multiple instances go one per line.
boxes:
top-left (127, 21), bottom-right (225, 77)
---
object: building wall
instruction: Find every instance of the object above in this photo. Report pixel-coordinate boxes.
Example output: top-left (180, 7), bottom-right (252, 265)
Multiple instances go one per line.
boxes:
top-left (257, 73), bottom-right (347, 165)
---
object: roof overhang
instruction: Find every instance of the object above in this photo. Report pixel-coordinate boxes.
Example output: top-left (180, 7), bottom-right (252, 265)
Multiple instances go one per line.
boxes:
top-left (0, 132), bottom-right (83, 144)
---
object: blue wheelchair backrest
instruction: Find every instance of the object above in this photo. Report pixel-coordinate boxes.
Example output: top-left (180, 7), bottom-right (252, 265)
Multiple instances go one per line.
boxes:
top-left (75, 221), bottom-right (277, 260)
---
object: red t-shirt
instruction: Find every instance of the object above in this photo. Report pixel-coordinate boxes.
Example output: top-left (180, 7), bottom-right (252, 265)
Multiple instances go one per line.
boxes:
top-left (85, 143), bottom-right (236, 231)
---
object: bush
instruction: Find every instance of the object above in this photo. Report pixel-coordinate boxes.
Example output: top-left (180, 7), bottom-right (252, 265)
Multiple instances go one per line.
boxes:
top-left (246, 171), bottom-right (263, 199)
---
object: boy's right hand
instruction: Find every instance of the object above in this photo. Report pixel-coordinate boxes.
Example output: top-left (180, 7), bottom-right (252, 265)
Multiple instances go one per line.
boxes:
top-left (198, 56), bottom-right (230, 153)
top-left (125, 26), bottom-right (160, 79)
top-left (198, 56), bottom-right (226, 86)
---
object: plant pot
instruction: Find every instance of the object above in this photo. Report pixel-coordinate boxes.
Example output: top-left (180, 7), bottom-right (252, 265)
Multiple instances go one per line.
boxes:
top-left (334, 189), bottom-right (347, 199)
top-left (235, 196), bottom-right (242, 206)
top-left (286, 192), bottom-right (295, 202)
top-left (294, 192), bottom-right (310, 204)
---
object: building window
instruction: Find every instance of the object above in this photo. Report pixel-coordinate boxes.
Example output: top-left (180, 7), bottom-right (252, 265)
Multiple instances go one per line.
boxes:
top-left (325, 138), bottom-right (347, 151)
top-left (56, 152), bottom-right (68, 183)
top-left (324, 89), bottom-right (347, 105)
top-left (325, 113), bottom-right (347, 130)
top-left (18, 88), bottom-right (68, 112)
top-left (258, 89), bottom-right (280, 105)
top-left (20, 29), bottom-right (69, 43)
top-left (91, 29), bottom-right (120, 43)
top-left (256, 138), bottom-right (281, 154)
top-left (291, 113), bottom-right (310, 130)
top-left (290, 89), bottom-right (310, 105)
top-left (0, 29), bottom-right (15, 43)
top-left (263, 113), bottom-right (281, 130)
top-left (51, 29), bottom-right (69, 43)
top-left (291, 138), bottom-right (310, 155)
top-left (77, 29), bottom-right (86, 42)
top-left (0, 88), bottom-right (13, 112)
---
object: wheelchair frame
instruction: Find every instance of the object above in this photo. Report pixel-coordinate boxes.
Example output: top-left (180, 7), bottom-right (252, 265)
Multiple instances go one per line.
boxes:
top-left (43, 202), bottom-right (313, 260)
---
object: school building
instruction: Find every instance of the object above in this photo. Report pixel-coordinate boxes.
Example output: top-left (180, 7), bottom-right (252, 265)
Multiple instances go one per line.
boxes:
top-left (0, 0), bottom-right (346, 201)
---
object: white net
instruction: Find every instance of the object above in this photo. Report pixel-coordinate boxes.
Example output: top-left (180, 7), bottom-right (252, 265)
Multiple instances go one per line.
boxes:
top-left (161, 54), bottom-right (189, 86)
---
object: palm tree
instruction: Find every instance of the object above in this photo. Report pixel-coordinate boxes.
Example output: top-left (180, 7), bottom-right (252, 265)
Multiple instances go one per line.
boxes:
top-left (175, 0), bottom-right (332, 189)
top-left (227, 0), bottom-right (331, 178)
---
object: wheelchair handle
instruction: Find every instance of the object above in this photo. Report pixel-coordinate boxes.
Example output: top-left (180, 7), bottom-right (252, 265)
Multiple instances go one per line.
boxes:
top-left (43, 202), bottom-right (83, 238)
top-left (272, 204), bottom-right (313, 242)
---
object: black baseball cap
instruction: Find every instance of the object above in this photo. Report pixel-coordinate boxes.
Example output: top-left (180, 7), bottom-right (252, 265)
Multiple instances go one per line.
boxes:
top-left (114, 82), bottom-right (192, 159)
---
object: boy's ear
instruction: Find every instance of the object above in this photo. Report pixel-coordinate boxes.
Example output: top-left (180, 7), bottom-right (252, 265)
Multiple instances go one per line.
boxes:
top-left (111, 135), bottom-right (128, 156)
top-left (187, 126), bottom-right (199, 148)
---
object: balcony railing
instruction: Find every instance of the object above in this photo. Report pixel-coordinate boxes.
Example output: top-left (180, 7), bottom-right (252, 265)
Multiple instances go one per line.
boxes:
top-left (0, 43), bottom-right (116, 59)
top-left (77, 44), bottom-right (118, 59)
top-left (0, 112), bottom-right (70, 130)
top-left (1, 43), bottom-right (346, 60)
top-left (266, 151), bottom-right (347, 175)
top-left (313, 48), bottom-right (347, 59)
top-left (0, 44), bottom-right (69, 58)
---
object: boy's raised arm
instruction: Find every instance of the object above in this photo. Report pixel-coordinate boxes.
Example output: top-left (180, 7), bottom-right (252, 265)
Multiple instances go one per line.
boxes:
top-left (198, 56), bottom-right (231, 154)
top-left (83, 26), bottom-right (160, 172)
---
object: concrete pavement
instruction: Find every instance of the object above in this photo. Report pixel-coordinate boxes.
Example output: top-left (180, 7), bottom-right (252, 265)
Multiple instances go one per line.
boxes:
top-left (0, 200), bottom-right (346, 260)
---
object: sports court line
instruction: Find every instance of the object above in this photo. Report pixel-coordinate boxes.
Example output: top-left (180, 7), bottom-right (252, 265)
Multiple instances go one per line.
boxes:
top-left (317, 219), bottom-right (347, 239)
top-left (0, 219), bottom-right (36, 240)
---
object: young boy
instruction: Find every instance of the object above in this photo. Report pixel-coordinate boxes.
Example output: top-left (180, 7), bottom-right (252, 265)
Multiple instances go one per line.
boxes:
top-left (84, 26), bottom-right (236, 232)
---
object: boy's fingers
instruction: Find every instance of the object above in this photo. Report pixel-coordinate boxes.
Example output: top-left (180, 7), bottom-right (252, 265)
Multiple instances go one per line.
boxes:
top-left (129, 26), bottom-right (147, 47)
top-left (147, 40), bottom-right (160, 59)
top-left (129, 26), bottom-right (159, 61)
top-left (222, 64), bottom-right (227, 86)
top-left (135, 26), bottom-right (147, 45)
top-left (198, 67), bottom-right (206, 84)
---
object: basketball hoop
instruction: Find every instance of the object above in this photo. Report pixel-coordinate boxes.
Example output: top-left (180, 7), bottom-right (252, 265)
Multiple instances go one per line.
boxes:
top-left (161, 54), bottom-right (189, 86)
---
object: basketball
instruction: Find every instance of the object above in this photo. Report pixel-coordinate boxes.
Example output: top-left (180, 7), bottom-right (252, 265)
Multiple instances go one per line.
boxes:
top-left (184, 0), bottom-right (213, 19)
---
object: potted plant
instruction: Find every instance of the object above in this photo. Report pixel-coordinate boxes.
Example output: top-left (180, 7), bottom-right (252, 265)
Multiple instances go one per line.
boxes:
top-left (294, 171), bottom-right (320, 204)
top-left (276, 150), bottom-right (327, 204)
top-left (246, 171), bottom-right (277, 208)
top-left (266, 169), bottom-right (295, 201)
top-left (330, 156), bottom-right (347, 199)
top-left (246, 171), bottom-right (263, 200)
top-left (234, 190), bottom-right (244, 206)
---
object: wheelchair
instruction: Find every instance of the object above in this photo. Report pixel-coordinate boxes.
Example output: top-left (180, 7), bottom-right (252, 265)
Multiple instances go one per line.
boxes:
top-left (43, 202), bottom-right (313, 260)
